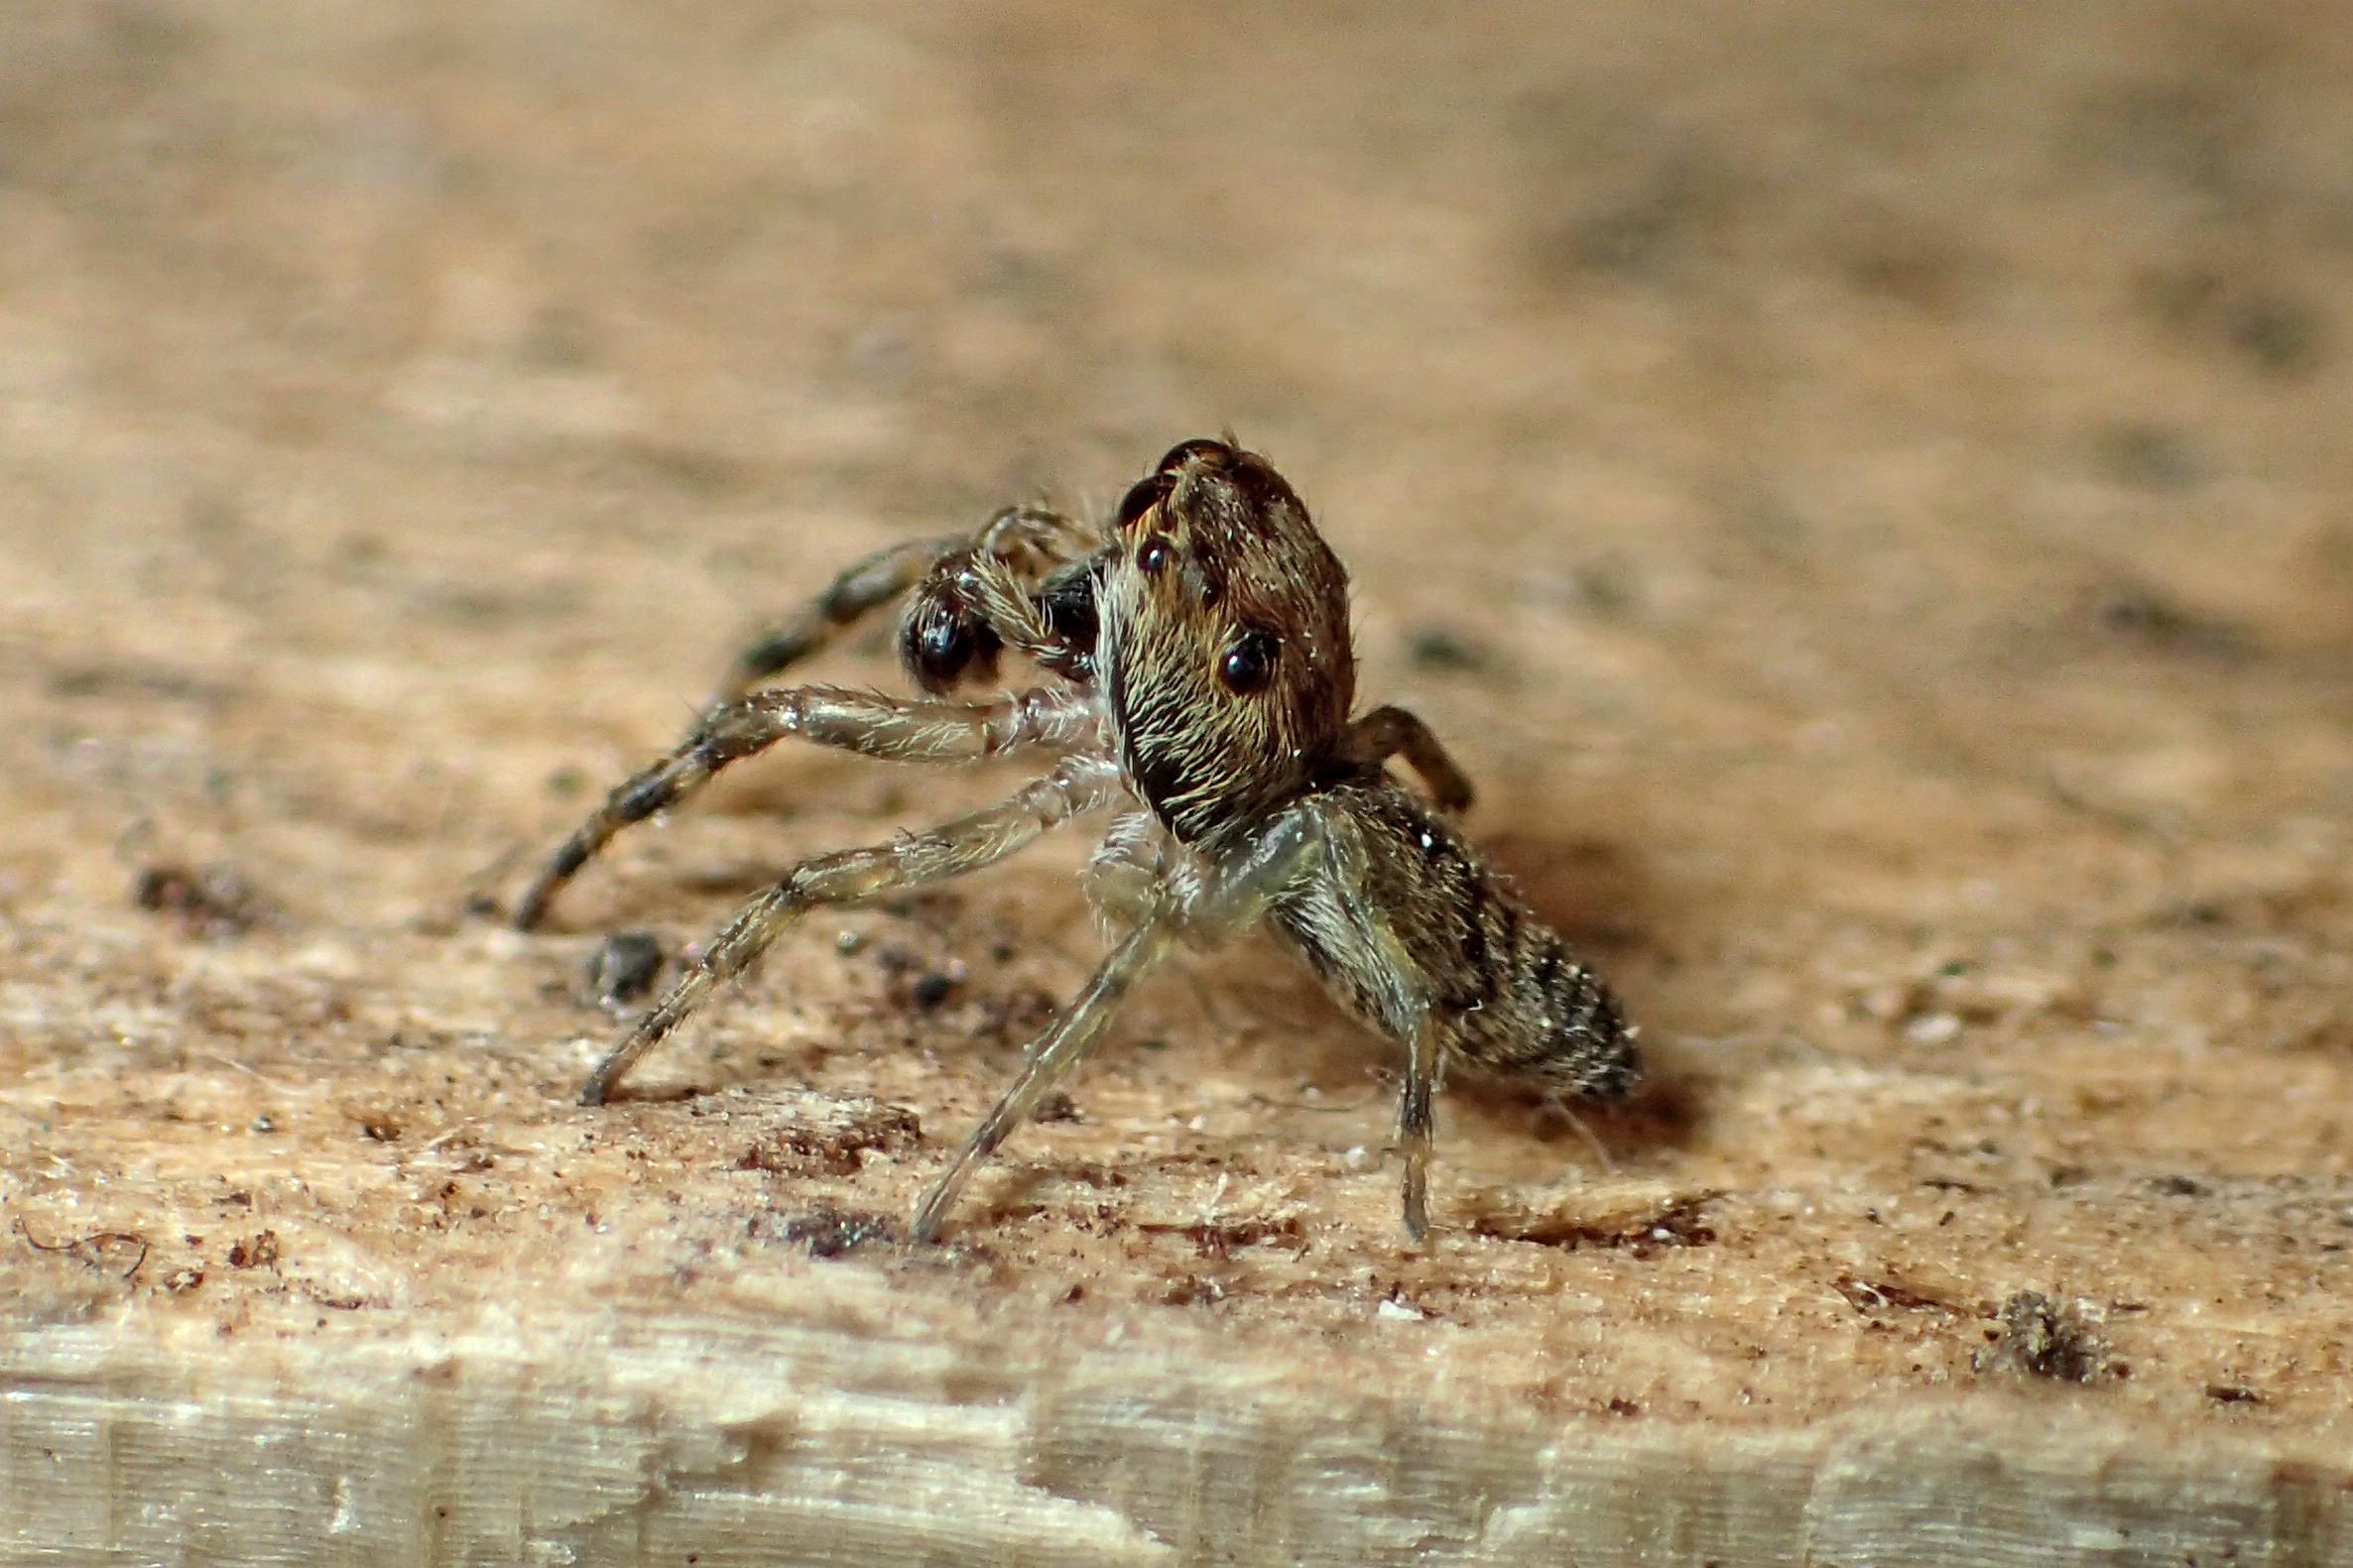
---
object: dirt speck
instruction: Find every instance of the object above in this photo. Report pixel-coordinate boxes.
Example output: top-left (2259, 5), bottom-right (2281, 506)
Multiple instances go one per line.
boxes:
top-left (737, 1105), bottom-right (923, 1177)
top-left (586, 930), bottom-right (666, 1005)
top-left (225, 1232), bottom-right (281, 1270)
top-left (1475, 1192), bottom-right (1720, 1256)
top-left (1975, 1291), bottom-right (2116, 1384)
top-left (132, 863), bottom-right (276, 938)
top-left (1832, 1275), bottom-right (1958, 1316)
top-left (1138, 1215), bottom-right (1306, 1262)
top-left (768, 1206), bottom-right (896, 1259)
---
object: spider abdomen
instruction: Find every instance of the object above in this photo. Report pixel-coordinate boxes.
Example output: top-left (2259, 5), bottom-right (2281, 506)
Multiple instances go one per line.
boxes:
top-left (1271, 778), bottom-right (1638, 1101)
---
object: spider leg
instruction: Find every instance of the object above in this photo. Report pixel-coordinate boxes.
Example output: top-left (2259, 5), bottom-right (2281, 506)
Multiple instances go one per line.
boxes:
top-left (1398, 1016), bottom-right (1439, 1241)
top-left (909, 909), bottom-right (1176, 1244)
top-left (913, 806), bottom-right (1326, 1242)
top-left (1077, 810), bottom-right (1168, 928)
top-left (1341, 704), bottom-right (1475, 813)
top-left (1267, 793), bottom-right (1450, 1239)
top-left (726, 506), bottom-right (1099, 704)
top-left (720, 536), bottom-right (961, 702)
top-left (579, 754), bottom-right (1121, 1105)
top-left (514, 684), bottom-right (1098, 929)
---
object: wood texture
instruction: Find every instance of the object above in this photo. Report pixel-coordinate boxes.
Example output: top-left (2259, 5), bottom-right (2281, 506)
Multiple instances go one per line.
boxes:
top-left (5, 2), bottom-right (2353, 1563)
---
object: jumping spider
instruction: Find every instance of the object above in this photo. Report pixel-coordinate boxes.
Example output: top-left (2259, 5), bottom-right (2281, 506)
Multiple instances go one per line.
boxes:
top-left (514, 437), bottom-right (1636, 1242)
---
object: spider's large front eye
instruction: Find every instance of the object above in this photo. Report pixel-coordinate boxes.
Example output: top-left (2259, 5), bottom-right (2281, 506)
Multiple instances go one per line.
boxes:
top-left (1219, 629), bottom-right (1280, 694)
top-left (903, 600), bottom-right (1001, 692)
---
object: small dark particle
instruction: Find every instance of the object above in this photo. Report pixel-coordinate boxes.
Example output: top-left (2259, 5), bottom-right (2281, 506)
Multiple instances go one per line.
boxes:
top-left (2206, 1384), bottom-right (2264, 1406)
top-left (1030, 1091), bottom-right (1081, 1125)
top-left (2096, 422), bottom-right (2203, 491)
top-left (1606, 1397), bottom-right (1643, 1417)
top-left (736, 1104), bottom-right (923, 1177)
top-left (1163, 1275), bottom-right (1225, 1307)
top-left (1137, 1215), bottom-right (1306, 1262)
top-left (225, 1232), bottom-right (281, 1270)
top-left (1832, 1275), bottom-right (1955, 1316)
top-left (775, 1206), bottom-right (895, 1259)
top-left (2088, 583), bottom-right (2250, 659)
top-left (163, 1267), bottom-right (205, 1293)
top-left (1475, 1192), bottom-right (1720, 1255)
top-left (587, 929), bottom-right (666, 1005)
top-left (1406, 625), bottom-right (1487, 671)
top-left (1974, 1290), bottom-right (2115, 1384)
top-left (909, 971), bottom-right (956, 1011)
top-left (132, 863), bottom-right (273, 938)
top-left (2228, 296), bottom-right (2322, 374)
top-left (460, 892), bottom-right (503, 921)
top-left (2153, 1173), bottom-right (2207, 1197)
top-left (358, 1117), bottom-right (401, 1143)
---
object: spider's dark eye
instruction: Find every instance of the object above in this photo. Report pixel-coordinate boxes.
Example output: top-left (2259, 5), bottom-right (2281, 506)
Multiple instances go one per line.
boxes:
top-left (921, 617), bottom-right (970, 665)
top-left (903, 600), bottom-right (1001, 692)
top-left (1138, 537), bottom-right (1173, 576)
top-left (1219, 629), bottom-right (1279, 694)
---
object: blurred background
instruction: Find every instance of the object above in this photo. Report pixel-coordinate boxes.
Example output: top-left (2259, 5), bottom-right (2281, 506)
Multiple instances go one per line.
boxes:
top-left (3, 1), bottom-right (2351, 1151)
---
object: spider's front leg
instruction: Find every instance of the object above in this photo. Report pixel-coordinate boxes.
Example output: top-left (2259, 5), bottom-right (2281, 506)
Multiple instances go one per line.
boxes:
top-left (512, 684), bottom-right (1096, 929)
top-left (579, 754), bottom-right (1122, 1105)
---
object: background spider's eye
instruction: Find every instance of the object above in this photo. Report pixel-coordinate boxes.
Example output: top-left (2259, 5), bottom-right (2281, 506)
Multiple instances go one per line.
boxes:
top-left (903, 600), bottom-right (1001, 692)
top-left (1220, 629), bottom-right (1279, 694)
top-left (1138, 538), bottom-right (1173, 576)
top-left (922, 617), bottom-right (971, 667)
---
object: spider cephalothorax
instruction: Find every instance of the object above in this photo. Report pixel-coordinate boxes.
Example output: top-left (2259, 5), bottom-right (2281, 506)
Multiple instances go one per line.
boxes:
top-left (1101, 440), bottom-right (1355, 848)
top-left (510, 436), bottom-right (1636, 1243)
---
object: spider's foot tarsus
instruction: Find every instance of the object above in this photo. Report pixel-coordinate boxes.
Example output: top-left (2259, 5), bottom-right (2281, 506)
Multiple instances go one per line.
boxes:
top-left (1401, 1153), bottom-right (1430, 1243)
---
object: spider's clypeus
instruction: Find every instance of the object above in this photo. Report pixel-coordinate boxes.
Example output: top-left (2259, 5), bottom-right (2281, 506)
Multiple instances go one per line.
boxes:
top-left (512, 436), bottom-right (1636, 1243)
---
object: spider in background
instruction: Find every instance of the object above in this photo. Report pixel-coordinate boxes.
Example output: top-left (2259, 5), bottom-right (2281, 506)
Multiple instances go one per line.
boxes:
top-left (511, 436), bottom-right (1636, 1243)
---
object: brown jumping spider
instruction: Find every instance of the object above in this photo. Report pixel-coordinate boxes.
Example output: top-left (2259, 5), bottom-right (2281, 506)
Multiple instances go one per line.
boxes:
top-left (513, 437), bottom-right (1635, 1242)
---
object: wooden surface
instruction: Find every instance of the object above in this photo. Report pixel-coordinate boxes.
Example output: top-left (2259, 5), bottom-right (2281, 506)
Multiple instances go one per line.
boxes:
top-left (5, 3), bottom-right (2353, 1563)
